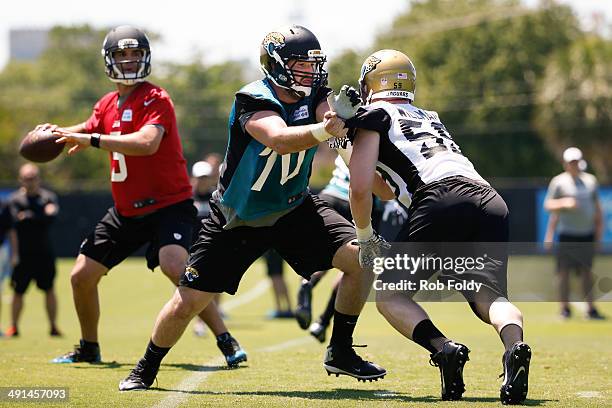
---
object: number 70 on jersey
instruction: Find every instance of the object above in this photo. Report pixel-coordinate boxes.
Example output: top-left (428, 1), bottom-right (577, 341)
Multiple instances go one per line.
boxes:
top-left (251, 148), bottom-right (306, 191)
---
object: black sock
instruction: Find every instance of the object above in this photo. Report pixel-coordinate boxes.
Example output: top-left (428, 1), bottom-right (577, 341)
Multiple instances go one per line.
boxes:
top-left (319, 288), bottom-right (338, 326)
top-left (499, 324), bottom-right (523, 351)
top-left (216, 332), bottom-right (231, 342)
top-left (412, 319), bottom-right (449, 354)
top-left (143, 339), bottom-right (170, 367)
top-left (329, 311), bottom-right (358, 347)
top-left (80, 339), bottom-right (99, 349)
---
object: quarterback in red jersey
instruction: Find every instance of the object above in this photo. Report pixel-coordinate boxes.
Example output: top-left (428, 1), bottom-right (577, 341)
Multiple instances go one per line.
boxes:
top-left (30, 25), bottom-right (246, 366)
top-left (82, 81), bottom-right (192, 216)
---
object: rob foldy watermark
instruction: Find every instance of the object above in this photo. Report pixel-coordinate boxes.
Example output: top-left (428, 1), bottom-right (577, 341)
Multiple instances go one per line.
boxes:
top-left (371, 252), bottom-right (487, 294)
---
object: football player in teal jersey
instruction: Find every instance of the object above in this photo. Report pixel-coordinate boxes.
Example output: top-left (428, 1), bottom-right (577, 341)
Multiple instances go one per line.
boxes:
top-left (120, 25), bottom-right (395, 391)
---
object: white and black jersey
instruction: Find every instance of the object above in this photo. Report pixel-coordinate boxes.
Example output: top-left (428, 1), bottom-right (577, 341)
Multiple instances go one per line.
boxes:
top-left (347, 101), bottom-right (487, 207)
top-left (348, 101), bottom-right (509, 299)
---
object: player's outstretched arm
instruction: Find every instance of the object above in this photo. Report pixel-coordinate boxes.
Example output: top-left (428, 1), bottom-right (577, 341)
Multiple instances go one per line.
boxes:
top-left (349, 129), bottom-right (379, 232)
top-left (53, 124), bottom-right (163, 156)
top-left (336, 144), bottom-right (394, 201)
top-left (28, 122), bottom-right (86, 135)
top-left (349, 128), bottom-right (391, 269)
top-left (245, 110), bottom-right (346, 155)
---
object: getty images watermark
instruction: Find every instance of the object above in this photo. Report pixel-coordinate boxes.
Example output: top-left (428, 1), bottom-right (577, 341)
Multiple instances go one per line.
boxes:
top-left (367, 242), bottom-right (612, 302)
top-left (371, 253), bottom-right (488, 292)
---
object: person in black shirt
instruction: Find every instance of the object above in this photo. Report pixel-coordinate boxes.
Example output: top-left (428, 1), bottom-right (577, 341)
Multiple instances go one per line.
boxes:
top-left (0, 199), bottom-right (18, 336)
top-left (7, 164), bottom-right (61, 337)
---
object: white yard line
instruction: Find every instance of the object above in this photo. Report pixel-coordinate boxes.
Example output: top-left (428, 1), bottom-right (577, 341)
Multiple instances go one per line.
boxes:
top-left (575, 391), bottom-right (603, 398)
top-left (151, 279), bottom-right (312, 408)
top-left (256, 336), bottom-right (312, 353)
top-left (151, 356), bottom-right (225, 408)
top-left (221, 280), bottom-right (271, 312)
top-left (152, 336), bottom-right (311, 408)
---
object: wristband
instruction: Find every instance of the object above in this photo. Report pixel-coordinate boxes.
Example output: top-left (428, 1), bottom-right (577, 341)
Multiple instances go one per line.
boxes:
top-left (90, 133), bottom-right (101, 148)
top-left (311, 123), bottom-right (333, 142)
top-left (355, 222), bottom-right (374, 241)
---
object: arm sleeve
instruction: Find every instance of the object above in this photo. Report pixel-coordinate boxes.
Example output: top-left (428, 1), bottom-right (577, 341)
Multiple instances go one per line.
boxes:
top-left (235, 93), bottom-right (284, 132)
top-left (345, 107), bottom-right (392, 142)
top-left (544, 178), bottom-right (561, 201)
top-left (84, 100), bottom-right (104, 133)
top-left (139, 96), bottom-right (174, 136)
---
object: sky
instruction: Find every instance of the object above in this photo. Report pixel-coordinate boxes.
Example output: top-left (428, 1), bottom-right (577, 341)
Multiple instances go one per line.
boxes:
top-left (1, 0), bottom-right (610, 70)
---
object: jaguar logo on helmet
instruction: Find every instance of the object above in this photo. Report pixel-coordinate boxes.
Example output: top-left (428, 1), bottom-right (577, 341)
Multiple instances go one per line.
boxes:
top-left (263, 32), bottom-right (286, 55)
top-left (360, 55), bottom-right (382, 80)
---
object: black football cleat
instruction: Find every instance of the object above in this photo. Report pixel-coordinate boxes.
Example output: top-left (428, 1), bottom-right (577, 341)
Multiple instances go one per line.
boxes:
top-left (119, 359), bottom-right (158, 391)
top-left (217, 334), bottom-right (247, 368)
top-left (323, 344), bottom-right (386, 381)
top-left (51, 340), bottom-right (101, 363)
top-left (429, 341), bottom-right (470, 401)
top-left (295, 282), bottom-right (313, 330)
top-left (500, 342), bottom-right (531, 405)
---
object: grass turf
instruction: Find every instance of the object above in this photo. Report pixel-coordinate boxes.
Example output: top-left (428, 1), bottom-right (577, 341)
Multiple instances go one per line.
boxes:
top-left (0, 256), bottom-right (610, 407)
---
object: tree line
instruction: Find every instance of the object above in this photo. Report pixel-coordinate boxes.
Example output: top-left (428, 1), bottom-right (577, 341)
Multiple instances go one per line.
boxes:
top-left (1, 0), bottom-right (609, 190)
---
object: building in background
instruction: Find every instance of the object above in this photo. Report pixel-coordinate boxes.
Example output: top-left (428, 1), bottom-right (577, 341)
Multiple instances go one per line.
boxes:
top-left (9, 29), bottom-right (49, 61)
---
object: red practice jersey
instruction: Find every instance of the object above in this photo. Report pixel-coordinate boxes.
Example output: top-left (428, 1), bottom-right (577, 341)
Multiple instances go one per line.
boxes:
top-left (85, 82), bottom-right (192, 217)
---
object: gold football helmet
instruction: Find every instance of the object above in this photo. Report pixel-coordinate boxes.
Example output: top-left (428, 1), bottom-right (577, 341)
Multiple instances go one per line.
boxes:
top-left (358, 49), bottom-right (416, 103)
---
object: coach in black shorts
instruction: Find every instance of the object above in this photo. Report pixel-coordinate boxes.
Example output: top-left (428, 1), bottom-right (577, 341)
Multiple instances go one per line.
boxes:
top-left (544, 147), bottom-right (605, 319)
top-left (345, 49), bottom-right (531, 404)
top-left (8, 164), bottom-right (61, 337)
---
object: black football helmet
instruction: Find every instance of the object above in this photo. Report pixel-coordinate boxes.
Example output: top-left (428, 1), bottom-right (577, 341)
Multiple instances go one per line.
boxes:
top-left (260, 25), bottom-right (328, 98)
top-left (101, 25), bottom-right (151, 85)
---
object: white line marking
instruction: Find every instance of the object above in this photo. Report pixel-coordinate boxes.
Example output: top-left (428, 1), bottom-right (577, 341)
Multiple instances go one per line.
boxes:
top-left (152, 336), bottom-right (312, 408)
top-left (256, 336), bottom-right (311, 353)
top-left (151, 280), bottom-right (308, 408)
top-left (576, 391), bottom-right (602, 398)
top-left (221, 280), bottom-right (271, 311)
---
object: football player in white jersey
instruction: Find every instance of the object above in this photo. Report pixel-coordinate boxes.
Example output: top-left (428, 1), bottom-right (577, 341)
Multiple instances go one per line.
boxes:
top-left (345, 50), bottom-right (531, 405)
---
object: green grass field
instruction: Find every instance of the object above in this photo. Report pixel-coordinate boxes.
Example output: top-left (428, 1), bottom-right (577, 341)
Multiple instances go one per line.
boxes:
top-left (1, 256), bottom-right (611, 407)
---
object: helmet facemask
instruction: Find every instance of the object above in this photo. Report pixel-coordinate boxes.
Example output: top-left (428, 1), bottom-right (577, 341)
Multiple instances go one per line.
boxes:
top-left (101, 27), bottom-right (151, 86)
top-left (286, 51), bottom-right (328, 97)
top-left (358, 77), bottom-right (373, 104)
top-left (265, 47), bottom-right (327, 98)
top-left (103, 46), bottom-right (151, 85)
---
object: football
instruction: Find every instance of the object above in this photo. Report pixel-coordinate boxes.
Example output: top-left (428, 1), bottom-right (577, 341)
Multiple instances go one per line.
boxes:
top-left (19, 128), bottom-right (66, 163)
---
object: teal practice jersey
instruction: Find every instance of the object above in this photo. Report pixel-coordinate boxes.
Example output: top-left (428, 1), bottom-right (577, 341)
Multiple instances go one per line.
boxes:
top-left (217, 79), bottom-right (330, 225)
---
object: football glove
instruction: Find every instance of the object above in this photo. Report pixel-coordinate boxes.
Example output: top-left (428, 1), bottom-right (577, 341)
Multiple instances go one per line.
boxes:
top-left (327, 85), bottom-right (362, 119)
top-left (357, 232), bottom-right (391, 270)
